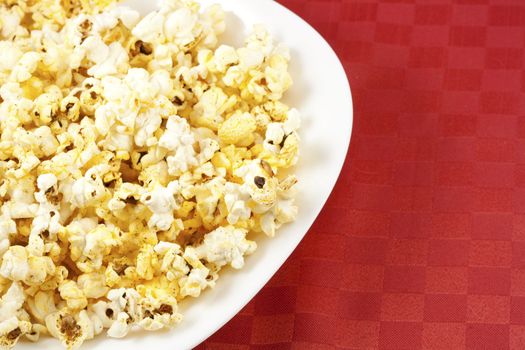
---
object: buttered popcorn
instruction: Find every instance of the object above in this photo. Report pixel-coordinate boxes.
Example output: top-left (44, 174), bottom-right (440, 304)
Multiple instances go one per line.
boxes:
top-left (0, 0), bottom-right (300, 348)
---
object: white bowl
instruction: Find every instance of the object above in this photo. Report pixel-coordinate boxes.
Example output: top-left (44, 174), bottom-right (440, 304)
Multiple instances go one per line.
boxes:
top-left (21, 0), bottom-right (352, 349)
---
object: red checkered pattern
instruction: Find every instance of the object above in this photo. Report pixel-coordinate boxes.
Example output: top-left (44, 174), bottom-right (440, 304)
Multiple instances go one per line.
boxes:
top-left (196, 0), bottom-right (525, 349)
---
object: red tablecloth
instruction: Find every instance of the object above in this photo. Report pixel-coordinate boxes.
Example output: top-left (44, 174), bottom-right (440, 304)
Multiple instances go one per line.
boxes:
top-left (198, 1), bottom-right (525, 349)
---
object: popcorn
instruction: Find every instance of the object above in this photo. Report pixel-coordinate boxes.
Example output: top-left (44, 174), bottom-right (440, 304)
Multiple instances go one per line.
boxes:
top-left (213, 45), bottom-right (239, 72)
top-left (0, 246), bottom-right (56, 285)
top-left (131, 12), bottom-right (165, 44)
top-left (190, 87), bottom-right (229, 130)
top-left (102, 288), bottom-right (140, 337)
top-left (178, 265), bottom-right (210, 298)
top-left (26, 290), bottom-right (57, 323)
top-left (164, 7), bottom-right (198, 46)
top-left (86, 42), bottom-right (129, 78)
top-left (108, 6), bottom-right (141, 30)
top-left (265, 122), bottom-right (285, 149)
top-left (224, 182), bottom-right (251, 225)
top-left (135, 244), bottom-right (158, 280)
top-left (195, 226), bottom-right (256, 269)
top-left (10, 52), bottom-right (41, 83)
top-left (284, 108), bottom-right (301, 134)
top-left (0, 282), bottom-right (31, 348)
top-left (77, 225), bottom-right (119, 272)
top-left (218, 112), bottom-right (257, 146)
top-left (0, 5), bottom-right (25, 40)
top-left (0, 207), bottom-right (16, 256)
top-left (134, 108), bottom-right (162, 147)
top-left (0, 0), bottom-right (301, 348)
top-left (156, 242), bottom-right (189, 281)
top-left (238, 47), bottom-right (264, 70)
top-left (142, 181), bottom-right (181, 231)
top-left (106, 311), bottom-right (130, 338)
top-left (0, 42), bottom-right (23, 73)
top-left (33, 127), bottom-right (60, 157)
top-left (70, 174), bottom-right (106, 209)
top-left (45, 311), bottom-right (90, 349)
top-left (159, 116), bottom-right (199, 176)
top-left (58, 280), bottom-right (88, 310)
top-left (0, 282), bottom-right (25, 323)
top-left (77, 273), bottom-right (109, 299)
top-left (32, 88), bottom-right (62, 126)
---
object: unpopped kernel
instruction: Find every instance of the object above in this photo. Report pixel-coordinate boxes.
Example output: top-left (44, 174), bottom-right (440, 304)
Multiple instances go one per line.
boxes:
top-left (0, 0), bottom-right (300, 348)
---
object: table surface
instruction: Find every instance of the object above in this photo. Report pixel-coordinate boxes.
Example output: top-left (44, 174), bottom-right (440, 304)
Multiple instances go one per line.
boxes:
top-left (198, 0), bottom-right (525, 349)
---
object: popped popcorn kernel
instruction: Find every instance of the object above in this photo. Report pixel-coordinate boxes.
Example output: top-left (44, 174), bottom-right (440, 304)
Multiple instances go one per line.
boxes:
top-left (218, 112), bottom-right (257, 146)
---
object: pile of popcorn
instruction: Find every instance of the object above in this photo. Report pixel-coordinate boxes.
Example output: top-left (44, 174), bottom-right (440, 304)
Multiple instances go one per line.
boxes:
top-left (0, 0), bottom-right (300, 348)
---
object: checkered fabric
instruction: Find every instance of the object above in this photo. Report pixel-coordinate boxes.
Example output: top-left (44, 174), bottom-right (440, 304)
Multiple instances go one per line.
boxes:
top-left (196, 0), bottom-right (525, 349)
